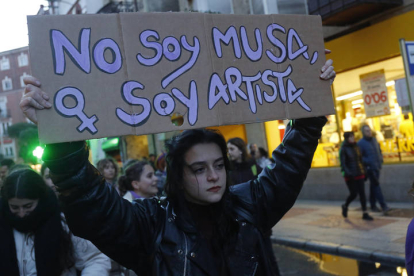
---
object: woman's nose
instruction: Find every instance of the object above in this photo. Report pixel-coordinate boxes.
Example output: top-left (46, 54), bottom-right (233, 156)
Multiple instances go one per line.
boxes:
top-left (17, 209), bottom-right (26, 218)
top-left (207, 169), bottom-right (219, 182)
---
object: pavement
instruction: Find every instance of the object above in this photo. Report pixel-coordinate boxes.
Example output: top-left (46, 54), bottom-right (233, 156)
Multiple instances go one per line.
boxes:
top-left (271, 200), bottom-right (414, 267)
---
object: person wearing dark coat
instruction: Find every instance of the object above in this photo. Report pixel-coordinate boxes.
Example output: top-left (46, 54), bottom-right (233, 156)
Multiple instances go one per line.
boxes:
top-left (357, 125), bottom-right (389, 213)
top-left (19, 57), bottom-right (336, 276)
top-left (340, 132), bottom-right (373, 220)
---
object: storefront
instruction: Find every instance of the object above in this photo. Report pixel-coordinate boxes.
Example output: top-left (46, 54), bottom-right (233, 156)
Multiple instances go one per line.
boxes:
top-left (312, 9), bottom-right (414, 168)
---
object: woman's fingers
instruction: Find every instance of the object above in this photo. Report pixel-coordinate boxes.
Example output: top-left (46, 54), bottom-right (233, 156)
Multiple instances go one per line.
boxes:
top-left (24, 84), bottom-right (52, 108)
top-left (23, 76), bottom-right (41, 87)
top-left (321, 59), bottom-right (333, 74)
top-left (320, 58), bottom-right (336, 85)
top-left (20, 77), bottom-right (52, 124)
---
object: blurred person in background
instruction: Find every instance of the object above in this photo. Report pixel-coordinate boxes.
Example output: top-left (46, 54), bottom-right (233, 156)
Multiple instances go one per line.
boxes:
top-left (97, 158), bottom-right (119, 193)
top-left (400, 114), bottom-right (414, 138)
top-left (155, 153), bottom-right (167, 196)
top-left (0, 159), bottom-right (15, 187)
top-left (0, 168), bottom-right (111, 275)
top-left (118, 161), bottom-right (159, 201)
top-left (256, 147), bottom-right (272, 169)
top-left (340, 132), bottom-right (373, 221)
top-left (227, 137), bottom-right (262, 185)
top-left (358, 125), bottom-right (389, 214)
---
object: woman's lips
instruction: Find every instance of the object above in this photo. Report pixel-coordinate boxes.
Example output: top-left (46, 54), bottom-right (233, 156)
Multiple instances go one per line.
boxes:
top-left (207, 186), bottom-right (221, 192)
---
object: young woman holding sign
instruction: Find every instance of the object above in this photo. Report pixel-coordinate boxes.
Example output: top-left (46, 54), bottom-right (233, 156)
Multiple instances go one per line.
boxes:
top-left (20, 56), bottom-right (335, 275)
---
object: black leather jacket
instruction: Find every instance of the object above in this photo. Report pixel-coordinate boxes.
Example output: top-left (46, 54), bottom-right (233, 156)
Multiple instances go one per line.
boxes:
top-left (43, 117), bottom-right (326, 276)
top-left (339, 140), bottom-right (365, 178)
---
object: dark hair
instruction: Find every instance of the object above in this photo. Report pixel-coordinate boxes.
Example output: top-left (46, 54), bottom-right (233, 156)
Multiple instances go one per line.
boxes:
top-left (343, 131), bottom-right (354, 141)
top-left (96, 158), bottom-right (119, 181)
top-left (118, 161), bottom-right (148, 196)
top-left (258, 147), bottom-right (268, 158)
top-left (165, 129), bottom-right (231, 200)
top-left (1, 169), bottom-right (75, 272)
top-left (1, 169), bottom-right (48, 200)
top-left (227, 137), bottom-right (250, 163)
top-left (404, 114), bottom-right (410, 120)
top-left (0, 159), bottom-right (15, 168)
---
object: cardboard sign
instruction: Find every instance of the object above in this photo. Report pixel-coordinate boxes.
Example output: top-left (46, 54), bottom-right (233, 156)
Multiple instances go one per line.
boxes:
top-left (360, 69), bottom-right (391, 118)
top-left (27, 13), bottom-right (334, 144)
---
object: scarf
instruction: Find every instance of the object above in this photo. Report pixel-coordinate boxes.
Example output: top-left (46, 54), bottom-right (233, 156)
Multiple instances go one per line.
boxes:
top-left (0, 189), bottom-right (66, 276)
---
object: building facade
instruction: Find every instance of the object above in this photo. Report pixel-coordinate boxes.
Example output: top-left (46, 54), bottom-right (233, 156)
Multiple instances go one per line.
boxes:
top-left (0, 46), bottom-right (31, 161)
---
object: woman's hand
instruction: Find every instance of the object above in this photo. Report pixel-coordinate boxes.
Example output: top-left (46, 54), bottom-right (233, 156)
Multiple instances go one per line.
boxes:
top-left (320, 49), bottom-right (336, 85)
top-left (19, 77), bottom-right (52, 124)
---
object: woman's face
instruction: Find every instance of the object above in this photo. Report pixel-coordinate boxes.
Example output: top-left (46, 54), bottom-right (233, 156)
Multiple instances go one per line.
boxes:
top-left (8, 198), bottom-right (39, 218)
top-left (103, 162), bottom-right (116, 181)
top-left (132, 165), bottom-right (158, 198)
top-left (227, 143), bottom-right (242, 163)
top-left (182, 143), bottom-right (226, 205)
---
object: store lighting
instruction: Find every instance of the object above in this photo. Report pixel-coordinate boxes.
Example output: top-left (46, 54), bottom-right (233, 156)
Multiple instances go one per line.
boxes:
top-left (386, 80), bottom-right (395, 87)
top-left (352, 104), bottom-right (362, 109)
top-left (336, 90), bottom-right (363, 101)
top-left (352, 99), bottom-right (363, 105)
top-left (278, 125), bottom-right (285, 129)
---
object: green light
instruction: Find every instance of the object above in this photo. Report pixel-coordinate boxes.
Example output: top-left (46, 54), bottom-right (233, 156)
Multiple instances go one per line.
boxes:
top-left (110, 138), bottom-right (119, 145)
top-left (32, 146), bottom-right (44, 159)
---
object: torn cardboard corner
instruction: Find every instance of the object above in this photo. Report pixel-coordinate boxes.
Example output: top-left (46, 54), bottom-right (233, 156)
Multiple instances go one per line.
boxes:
top-left (27, 12), bottom-right (334, 144)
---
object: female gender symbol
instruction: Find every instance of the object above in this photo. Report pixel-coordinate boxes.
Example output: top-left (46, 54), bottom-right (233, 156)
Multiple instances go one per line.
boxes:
top-left (54, 87), bottom-right (98, 134)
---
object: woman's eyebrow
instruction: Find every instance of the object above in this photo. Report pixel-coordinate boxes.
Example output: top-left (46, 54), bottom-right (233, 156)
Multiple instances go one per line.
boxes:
top-left (189, 157), bottom-right (224, 167)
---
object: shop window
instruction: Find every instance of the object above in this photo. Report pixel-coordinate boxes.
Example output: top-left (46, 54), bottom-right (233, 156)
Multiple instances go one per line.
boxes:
top-left (193, 0), bottom-right (233, 14)
top-left (249, 0), bottom-right (265, 14)
top-left (2, 77), bottom-right (12, 91)
top-left (0, 56), bottom-right (10, 71)
top-left (18, 52), bottom-right (28, 67)
top-left (20, 72), bottom-right (29, 87)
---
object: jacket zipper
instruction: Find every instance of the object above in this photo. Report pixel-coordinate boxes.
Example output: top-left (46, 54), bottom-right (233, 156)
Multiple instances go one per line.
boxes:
top-left (183, 233), bottom-right (188, 276)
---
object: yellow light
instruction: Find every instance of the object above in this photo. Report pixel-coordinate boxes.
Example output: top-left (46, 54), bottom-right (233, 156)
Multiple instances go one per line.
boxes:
top-left (397, 266), bottom-right (402, 273)
top-left (402, 268), bottom-right (408, 276)
top-left (386, 80), bottom-right (395, 87)
top-left (352, 104), bottom-right (362, 109)
top-left (352, 99), bottom-right (364, 105)
top-left (375, 262), bottom-right (381, 268)
top-left (336, 90), bottom-right (363, 101)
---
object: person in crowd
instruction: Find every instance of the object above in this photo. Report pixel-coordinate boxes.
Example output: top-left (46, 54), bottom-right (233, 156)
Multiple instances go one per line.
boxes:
top-left (149, 153), bottom-right (157, 171)
top-left (400, 114), bottom-right (414, 138)
top-left (118, 161), bottom-right (159, 201)
top-left (155, 152), bottom-right (167, 196)
top-left (358, 125), bottom-right (389, 214)
top-left (97, 158), bottom-right (119, 193)
top-left (0, 168), bottom-right (111, 275)
top-left (256, 147), bottom-right (272, 169)
top-left (249, 143), bottom-right (258, 158)
top-left (20, 54), bottom-right (335, 275)
top-left (340, 132), bottom-right (373, 221)
top-left (406, 181), bottom-right (414, 276)
top-left (42, 164), bottom-right (128, 276)
top-left (227, 137), bottom-right (262, 185)
top-left (0, 158), bottom-right (15, 186)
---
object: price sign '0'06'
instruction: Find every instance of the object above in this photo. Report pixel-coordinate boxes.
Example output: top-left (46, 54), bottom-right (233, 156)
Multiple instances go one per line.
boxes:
top-left (360, 69), bottom-right (390, 118)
